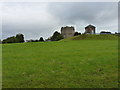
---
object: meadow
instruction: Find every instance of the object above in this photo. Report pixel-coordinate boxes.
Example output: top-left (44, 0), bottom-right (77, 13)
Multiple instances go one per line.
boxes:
top-left (2, 35), bottom-right (118, 88)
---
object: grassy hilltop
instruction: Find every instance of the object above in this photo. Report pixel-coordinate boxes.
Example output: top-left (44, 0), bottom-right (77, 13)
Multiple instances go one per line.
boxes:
top-left (61, 34), bottom-right (119, 41)
top-left (2, 35), bottom-right (118, 88)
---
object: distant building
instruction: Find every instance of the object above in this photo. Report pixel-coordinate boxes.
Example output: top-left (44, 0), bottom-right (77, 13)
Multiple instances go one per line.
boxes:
top-left (85, 24), bottom-right (96, 34)
top-left (100, 31), bottom-right (111, 34)
top-left (61, 26), bottom-right (75, 38)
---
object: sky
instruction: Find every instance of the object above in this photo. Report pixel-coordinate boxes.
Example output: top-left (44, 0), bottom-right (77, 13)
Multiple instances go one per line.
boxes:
top-left (1, 1), bottom-right (118, 40)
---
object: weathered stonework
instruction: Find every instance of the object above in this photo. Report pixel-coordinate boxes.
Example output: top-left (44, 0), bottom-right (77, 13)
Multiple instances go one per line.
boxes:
top-left (61, 26), bottom-right (75, 38)
top-left (85, 25), bottom-right (96, 34)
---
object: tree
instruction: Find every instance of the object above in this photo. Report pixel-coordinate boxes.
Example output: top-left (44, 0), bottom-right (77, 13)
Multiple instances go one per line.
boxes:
top-left (39, 37), bottom-right (44, 42)
top-left (45, 37), bottom-right (51, 41)
top-left (74, 32), bottom-right (81, 36)
top-left (2, 36), bottom-right (19, 43)
top-left (26, 39), bottom-right (39, 42)
top-left (100, 31), bottom-right (111, 35)
top-left (115, 32), bottom-right (117, 34)
top-left (51, 31), bottom-right (63, 41)
top-left (16, 33), bottom-right (24, 43)
top-left (2, 33), bottom-right (25, 44)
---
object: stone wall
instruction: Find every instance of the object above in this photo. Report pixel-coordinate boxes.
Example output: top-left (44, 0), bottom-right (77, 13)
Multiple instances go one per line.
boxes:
top-left (85, 25), bottom-right (96, 34)
top-left (61, 26), bottom-right (75, 38)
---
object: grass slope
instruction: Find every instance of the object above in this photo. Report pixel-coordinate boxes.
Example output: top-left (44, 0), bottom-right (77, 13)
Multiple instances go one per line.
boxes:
top-left (61, 34), bottom-right (119, 41)
top-left (2, 39), bottom-right (118, 88)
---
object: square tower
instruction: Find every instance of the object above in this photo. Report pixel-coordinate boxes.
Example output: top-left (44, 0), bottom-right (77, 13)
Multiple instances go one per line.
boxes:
top-left (61, 26), bottom-right (75, 38)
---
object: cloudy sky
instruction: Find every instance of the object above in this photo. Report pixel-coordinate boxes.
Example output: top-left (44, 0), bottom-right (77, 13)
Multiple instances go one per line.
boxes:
top-left (2, 2), bottom-right (118, 40)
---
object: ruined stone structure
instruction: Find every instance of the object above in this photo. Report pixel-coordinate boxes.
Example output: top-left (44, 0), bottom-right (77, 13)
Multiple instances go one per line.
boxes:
top-left (85, 25), bottom-right (96, 34)
top-left (61, 26), bottom-right (75, 38)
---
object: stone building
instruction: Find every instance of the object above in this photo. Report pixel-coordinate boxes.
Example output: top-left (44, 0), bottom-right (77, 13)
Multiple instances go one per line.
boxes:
top-left (61, 26), bottom-right (75, 38)
top-left (85, 24), bottom-right (96, 34)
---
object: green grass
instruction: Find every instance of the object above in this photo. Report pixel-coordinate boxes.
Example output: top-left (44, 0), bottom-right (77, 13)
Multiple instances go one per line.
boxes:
top-left (61, 34), bottom-right (119, 41)
top-left (2, 38), bottom-right (118, 88)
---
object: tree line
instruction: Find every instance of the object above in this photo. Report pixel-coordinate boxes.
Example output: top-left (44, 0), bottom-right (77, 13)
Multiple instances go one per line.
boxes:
top-left (2, 34), bottom-right (25, 44)
top-left (1, 31), bottom-right (81, 44)
top-left (2, 30), bottom-right (118, 44)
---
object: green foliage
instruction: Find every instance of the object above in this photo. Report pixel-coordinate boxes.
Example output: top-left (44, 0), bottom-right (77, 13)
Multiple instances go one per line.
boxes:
top-left (2, 34), bottom-right (25, 44)
top-left (16, 34), bottom-right (25, 43)
top-left (2, 36), bottom-right (19, 43)
top-left (2, 40), bottom-right (118, 88)
top-left (51, 31), bottom-right (63, 41)
top-left (39, 37), bottom-right (44, 42)
top-left (74, 32), bottom-right (81, 36)
top-left (26, 37), bottom-right (44, 42)
top-left (26, 39), bottom-right (39, 42)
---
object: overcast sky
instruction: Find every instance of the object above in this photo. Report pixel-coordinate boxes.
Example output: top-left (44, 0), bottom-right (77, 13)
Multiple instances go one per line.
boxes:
top-left (2, 2), bottom-right (118, 40)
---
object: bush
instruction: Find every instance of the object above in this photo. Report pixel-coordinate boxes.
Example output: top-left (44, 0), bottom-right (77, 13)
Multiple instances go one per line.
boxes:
top-left (2, 33), bottom-right (25, 44)
top-left (2, 36), bottom-right (19, 43)
top-left (16, 34), bottom-right (25, 43)
top-left (39, 37), bottom-right (44, 42)
top-left (74, 32), bottom-right (81, 36)
top-left (51, 31), bottom-right (63, 41)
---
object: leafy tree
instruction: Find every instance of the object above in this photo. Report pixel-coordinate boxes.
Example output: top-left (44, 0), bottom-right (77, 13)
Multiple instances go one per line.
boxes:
top-left (2, 36), bottom-right (19, 43)
top-left (74, 32), bottom-right (81, 36)
top-left (100, 31), bottom-right (111, 34)
top-left (2, 33), bottom-right (25, 44)
top-left (39, 37), bottom-right (44, 42)
top-left (45, 37), bottom-right (51, 41)
top-left (35, 40), bottom-right (39, 42)
top-left (51, 31), bottom-right (63, 41)
top-left (16, 33), bottom-right (24, 42)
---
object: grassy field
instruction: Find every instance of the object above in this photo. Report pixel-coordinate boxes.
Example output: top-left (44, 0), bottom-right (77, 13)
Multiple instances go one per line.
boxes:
top-left (2, 35), bottom-right (118, 88)
top-left (61, 34), bottom-right (119, 41)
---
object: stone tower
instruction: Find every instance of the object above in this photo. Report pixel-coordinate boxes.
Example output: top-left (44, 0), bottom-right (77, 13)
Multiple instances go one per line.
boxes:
top-left (61, 26), bottom-right (75, 38)
top-left (85, 24), bottom-right (96, 34)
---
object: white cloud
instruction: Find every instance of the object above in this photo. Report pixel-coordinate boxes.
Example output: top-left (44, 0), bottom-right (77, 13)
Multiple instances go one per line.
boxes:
top-left (1, 2), bottom-right (118, 40)
top-left (2, 2), bottom-right (61, 40)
